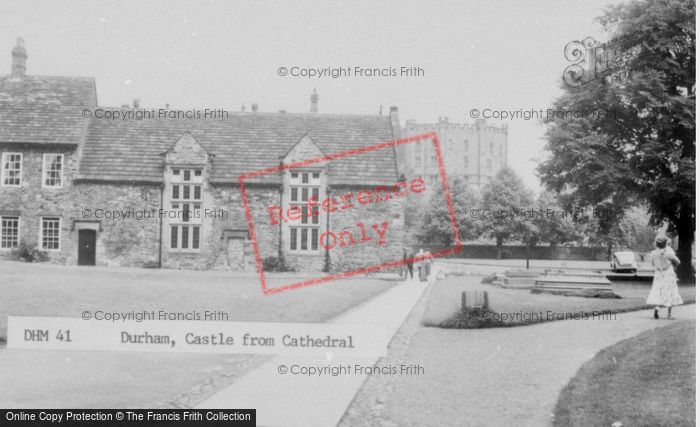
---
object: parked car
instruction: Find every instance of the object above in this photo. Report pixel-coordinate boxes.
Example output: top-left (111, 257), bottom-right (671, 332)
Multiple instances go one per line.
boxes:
top-left (611, 251), bottom-right (638, 273)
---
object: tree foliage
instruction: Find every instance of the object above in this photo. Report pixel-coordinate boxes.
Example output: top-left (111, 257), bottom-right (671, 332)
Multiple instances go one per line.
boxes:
top-left (413, 175), bottom-right (481, 246)
top-left (531, 191), bottom-right (582, 247)
top-left (480, 167), bottom-right (536, 256)
top-left (583, 205), bottom-right (659, 254)
top-left (537, 0), bottom-right (695, 278)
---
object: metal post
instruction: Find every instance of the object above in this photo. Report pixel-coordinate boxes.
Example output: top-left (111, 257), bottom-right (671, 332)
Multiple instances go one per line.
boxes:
top-left (526, 244), bottom-right (530, 270)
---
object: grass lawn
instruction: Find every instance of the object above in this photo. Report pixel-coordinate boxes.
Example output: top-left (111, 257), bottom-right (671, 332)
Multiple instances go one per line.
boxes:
top-left (423, 273), bottom-right (696, 328)
top-left (373, 303), bottom-right (695, 426)
top-left (554, 320), bottom-right (695, 426)
top-left (0, 260), bottom-right (399, 342)
top-left (0, 260), bottom-right (398, 408)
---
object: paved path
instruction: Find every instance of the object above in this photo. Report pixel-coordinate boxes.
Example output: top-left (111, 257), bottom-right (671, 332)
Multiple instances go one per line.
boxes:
top-left (195, 275), bottom-right (431, 426)
top-left (381, 303), bottom-right (696, 426)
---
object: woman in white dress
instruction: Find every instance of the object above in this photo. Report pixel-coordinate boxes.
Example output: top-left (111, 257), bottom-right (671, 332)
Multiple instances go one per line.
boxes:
top-left (416, 248), bottom-right (426, 281)
top-left (646, 235), bottom-right (683, 319)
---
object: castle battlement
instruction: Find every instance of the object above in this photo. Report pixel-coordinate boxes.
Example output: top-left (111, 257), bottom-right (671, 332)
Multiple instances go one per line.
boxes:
top-left (399, 115), bottom-right (509, 190)
top-left (404, 117), bottom-right (508, 134)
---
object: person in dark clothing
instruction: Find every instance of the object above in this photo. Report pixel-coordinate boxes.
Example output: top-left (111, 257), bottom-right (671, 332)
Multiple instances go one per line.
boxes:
top-left (403, 247), bottom-right (414, 280)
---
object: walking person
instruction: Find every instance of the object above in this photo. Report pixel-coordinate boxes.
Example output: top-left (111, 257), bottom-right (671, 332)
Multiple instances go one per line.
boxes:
top-left (646, 235), bottom-right (683, 319)
top-left (402, 247), bottom-right (415, 280)
top-left (423, 249), bottom-right (433, 279)
top-left (416, 248), bottom-right (426, 281)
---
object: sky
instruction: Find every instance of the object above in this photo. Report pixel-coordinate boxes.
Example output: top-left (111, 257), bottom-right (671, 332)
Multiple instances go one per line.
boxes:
top-left (0, 0), bottom-right (624, 190)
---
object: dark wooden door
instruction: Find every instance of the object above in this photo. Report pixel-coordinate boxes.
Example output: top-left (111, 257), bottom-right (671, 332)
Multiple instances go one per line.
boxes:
top-left (78, 229), bottom-right (96, 266)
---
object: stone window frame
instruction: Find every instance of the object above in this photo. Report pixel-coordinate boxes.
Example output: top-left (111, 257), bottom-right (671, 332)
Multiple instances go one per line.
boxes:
top-left (42, 153), bottom-right (63, 188)
top-left (286, 170), bottom-right (322, 254)
top-left (0, 215), bottom-right (19, 250)
top-left (168, 167), bottom-right (203, 252)
top-left (169, 224), bottom-right (201, 252)
top-left (170, 167), bottom-right (203, 225)
top-left (40, 216), bottom-right (61, 251)
top-left (1, 152), bottom-right (22, 187)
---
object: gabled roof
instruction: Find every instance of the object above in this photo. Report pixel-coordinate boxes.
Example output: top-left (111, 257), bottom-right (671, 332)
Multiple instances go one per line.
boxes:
top-left (0, 75), bottom-right (96, 106)
top-left (282, 134), bottom-right (325, 163)
top-left (78, 112), bottom-right (399, 185)
top-left (0, 75), bottom-right (96, 145)
top-left (165, 132), bottom-right (209, 165)
top-left (0, 105), bottom-right (87, 145)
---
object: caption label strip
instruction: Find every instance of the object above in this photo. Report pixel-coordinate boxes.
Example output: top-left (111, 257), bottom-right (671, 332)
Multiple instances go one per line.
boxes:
top-left (7, 316), bottom-right (389, 357)
top-left (3, 409), bottom-right (255, 426)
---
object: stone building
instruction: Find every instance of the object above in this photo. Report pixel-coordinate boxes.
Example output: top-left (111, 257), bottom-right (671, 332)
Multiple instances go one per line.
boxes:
top-left (0, 38), bottom-right (403, 272)
top-left (402, 116), bottom-right (508, 188)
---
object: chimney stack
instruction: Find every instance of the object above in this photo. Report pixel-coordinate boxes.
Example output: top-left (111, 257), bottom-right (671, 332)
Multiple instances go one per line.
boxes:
top-left (389, 106), bottom-right (400, 139)
top-left (133, 99), bottom-right (140, 108)
top-left (251, 103), bottom-right (258, 112)
top-left (11, 37), bottom-right (27, 78)
top-left (310, 89), bottom-right (319, 113)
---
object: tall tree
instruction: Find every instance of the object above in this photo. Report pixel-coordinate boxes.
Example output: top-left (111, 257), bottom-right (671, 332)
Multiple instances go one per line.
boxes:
top-left (538, 0), bottom-right (695, 279)
top-left (481, 167), bottom-right (536, 258)
top-left (531, 191), bottom-right (581, 247)
top-left (413, 175), bottom-right (481, 246)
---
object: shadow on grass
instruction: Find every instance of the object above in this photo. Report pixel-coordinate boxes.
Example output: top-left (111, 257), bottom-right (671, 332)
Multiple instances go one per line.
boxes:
top-left (553, 320), bottom-right (695, 426)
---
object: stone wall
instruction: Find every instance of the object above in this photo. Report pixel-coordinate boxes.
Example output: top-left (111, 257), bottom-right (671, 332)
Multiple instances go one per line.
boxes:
top-left (70, 183), bottom-right (161, 267)
top-left (161, 183), bottom-right (280, 271)
top-left (0, 146), bottom-right (162, 266)
top-left (411, 243), bottom-right (610, 261)
top-left (326, 185), bottom-right (404, 273)
top-left (1, 148), bottom-right (403, 272)
top-left (0, 147), bottom-right (78, 263)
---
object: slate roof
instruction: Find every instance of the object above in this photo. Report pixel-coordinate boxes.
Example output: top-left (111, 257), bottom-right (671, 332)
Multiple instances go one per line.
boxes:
top-left (0, 74), bottom-right (399, 185)
top-left (0, 75), bottom-right (96, 145)
top-left (78, 112), bottom-right (400, 185)
top-left (0, 105), bottom-right (88, 145)
top-left (0, 75), bottom-right (97, 106)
